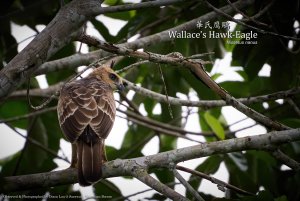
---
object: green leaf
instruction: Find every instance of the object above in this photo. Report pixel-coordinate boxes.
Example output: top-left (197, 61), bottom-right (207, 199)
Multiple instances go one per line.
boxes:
top-left (103, 0), bottom-right (120, 6)
top-left (204, 112), bottom-right (225, 140)
top-left (47, 43), bottom-right (76, 85)
top-left (94, 179), bottom-right (123, 198)
top-left (211, 73), bottom-right (222, 81)
top-left (245, 151), bottom-right (278, 193)
top-left (0, 33), bottom-right (18, 68)
top-left (219, 81), bottom-right (249, 97)
top-left (248, 77), bottom-right (271, 96)
top-left (199, 111), bottom-right (216, 142)
top-left (25, 118), bottom-right (48, 168)
top-left (120, 124), bottom-right (153, 159)
top-left (275, 195), bottom-right (288, 201)
top-left (1, 118), bottom-right (50, 176)
top-left (40, 110), bottom-right (62, 154)
top-left (91, 19), bottom-right (114, 42)
top-left (104, 10), bottom-right (134, 21)
top-left (179, 68), bottom-right (217, 100)
top-left (144, 99), bottom-right (156, 116)
top-left (0, 100), bottom-right (29, 129)
top-left (225, 154), bottom-right (257, 195)
top-left (230, 190), bottom-right (274, 201)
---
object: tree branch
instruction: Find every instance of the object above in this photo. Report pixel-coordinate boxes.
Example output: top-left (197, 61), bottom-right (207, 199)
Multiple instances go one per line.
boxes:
top-left (176, 165), bottom-right (254, 196)
top-left (75, 36), bottom-right (290, 130)
top-left (4, 124), bottom-right (69, 163)
top-left (0, 0), bottom-right (188, 101)
top-left (286, 98), bottom-right (300, 117)
top-left (131, 168), bottom-right (188, 201)
top-left (271, 149), bottom-right (300, 171)
top-left (173, 168), bottom-right (204, 201)
top-left (0, 0), bottom-right (254, 101)
top-left (90, 0), bottom-right (185, 16)
top-left (3, 128), bottom-right (300, 192)
top-left (124, 81), bottom-right (300, 109)
top-left (32, 0), bottom-right (255, 77)
top-left (0, 0), bottom-right (103, 100)
top-left (7, 44), bottom-right (294, 132)
top-left (10, 82), bottom-right (300, 109)
top-left (203, 0), bottom-right (300, 41)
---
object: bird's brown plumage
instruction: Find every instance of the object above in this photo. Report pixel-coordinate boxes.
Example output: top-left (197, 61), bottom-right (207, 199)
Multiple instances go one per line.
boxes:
top-left (57, 65), bottom-right (124, 186)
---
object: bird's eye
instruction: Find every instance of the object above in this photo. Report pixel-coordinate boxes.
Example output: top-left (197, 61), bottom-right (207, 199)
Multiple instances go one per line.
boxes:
top-left (109, 73), bottom-right (117, 81)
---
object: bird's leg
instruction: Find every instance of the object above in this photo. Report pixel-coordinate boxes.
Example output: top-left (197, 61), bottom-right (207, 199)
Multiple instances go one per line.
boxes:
top-left (70, 143), bottom-right (78, 168)
top-left (101, 139), bottom-right (107, 163)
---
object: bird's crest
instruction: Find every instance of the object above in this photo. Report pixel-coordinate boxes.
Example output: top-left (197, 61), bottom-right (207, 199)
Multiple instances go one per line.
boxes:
top-left (90, 65), bottom-right (125, 91)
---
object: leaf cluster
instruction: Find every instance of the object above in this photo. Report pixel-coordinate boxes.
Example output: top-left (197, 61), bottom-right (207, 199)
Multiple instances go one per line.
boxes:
top-left (0, 0), bottom-right (300, 200)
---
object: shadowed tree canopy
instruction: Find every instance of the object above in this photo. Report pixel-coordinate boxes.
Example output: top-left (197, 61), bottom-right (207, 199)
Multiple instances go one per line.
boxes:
top-left (0, 0), bottom-right (300, 200)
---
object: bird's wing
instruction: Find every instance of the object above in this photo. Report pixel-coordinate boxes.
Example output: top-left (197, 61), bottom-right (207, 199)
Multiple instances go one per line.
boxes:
top-left (90, 88), bottom-right (116, 139)
top-left (57, 79), bottom-right (116, 143)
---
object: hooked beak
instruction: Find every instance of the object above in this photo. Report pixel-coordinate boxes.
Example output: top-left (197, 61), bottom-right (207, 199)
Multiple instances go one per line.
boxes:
top-left (117, 82), bottom-right (126, 91)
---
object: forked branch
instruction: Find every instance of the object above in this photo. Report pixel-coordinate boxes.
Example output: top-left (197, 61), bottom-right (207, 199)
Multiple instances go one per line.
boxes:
top-left (3, 128), bottom-right (300, 192)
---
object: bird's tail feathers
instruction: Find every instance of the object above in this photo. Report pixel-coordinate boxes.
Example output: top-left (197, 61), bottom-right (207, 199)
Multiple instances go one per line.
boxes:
top-left (77, 127), bottom-right (103, 186)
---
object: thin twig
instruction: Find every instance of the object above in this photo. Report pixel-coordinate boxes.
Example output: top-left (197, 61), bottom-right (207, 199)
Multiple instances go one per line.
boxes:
top-left (12, 118), bottom-right (37, 176)
top-left (5, 124), bottom-right (69, 163)
top-left (119, 92), bottom-right (141, 115)
top-left (225, 116), bottom-right (249, 129)
top-left (204, 0), bottom-right (300, 41)
top-left (173, 168), bottom-right (205, 201)
top-left (77, 34), bottom-right (290, 130)
top-left (0, 106), bottom-right (57, 124)
top-left (3, 34), bottom-right (37, 57)
top-left (158, 64), bottom-right (173, 118)
top-left (116, 60), bottom-right (149, 74)
top-left (118, 108), bottom-right (212, 136)
top-left (131, 168), bottom-right (189, 201)
top-left (0, 103), bottom-right (206, 143)
top-left (26, 56), bottom-right (115, 110)
top-left (225, 0), bottom-right (269, 27)
top-left (286, 98), bottom-right (300, 117)
top-left (111, 176), bottom-right (200, 201)
top-left (11, 83), bottom-right (300, 109)
top-left (91, 0), bottom-right (185, 16)
top-left (186, 52), bottom-right (215, 59)
top-left (118, 113), bottom-right (201, 143)
top-left (31, 0), bottom-right (254, 79)
top-left (228, 122), bottom-right (257, 135)
top-left (242, 0), bottom-right (275, 22)
top-left (176, 165), bottom-right (255, 196)
top-left (117, 128), bottom-right (154, 159)
top-left (27, 78), bottom-right (59, 110)
top-left (271, 149), bottom-right (300, 171)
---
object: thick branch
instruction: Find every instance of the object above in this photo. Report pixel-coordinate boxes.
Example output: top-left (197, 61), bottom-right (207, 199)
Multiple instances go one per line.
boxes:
top-left (124, 81), bottom-right (300, 108)
top-left (0, 0), bottom-right (102, 100)
top-left (0, 0), bottom-right (187, 100)
top-left (3, 128), bottom-right (300, 192)
top-left (75, 37), bottom-right (290, 130)
top-left (33, 0), bottom-right (255, 76)
top-left (10, 83), bottom-right (300, 108)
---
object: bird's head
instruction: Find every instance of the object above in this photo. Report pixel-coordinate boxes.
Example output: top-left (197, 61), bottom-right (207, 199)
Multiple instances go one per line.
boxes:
top-left (90, 65), bottom-right (126, 91)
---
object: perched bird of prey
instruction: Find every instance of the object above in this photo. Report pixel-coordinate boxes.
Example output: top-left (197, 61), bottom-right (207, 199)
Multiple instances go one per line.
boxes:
top-left (57, 65), bottom-right (125, 186)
